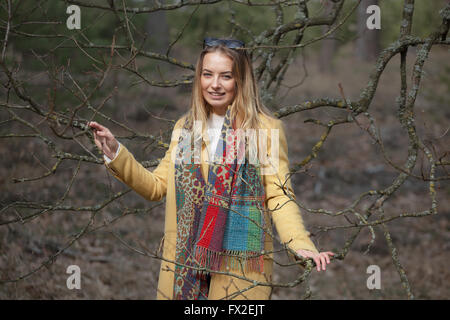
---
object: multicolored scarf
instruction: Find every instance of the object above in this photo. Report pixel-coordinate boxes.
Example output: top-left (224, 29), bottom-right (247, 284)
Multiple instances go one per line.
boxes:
top-left (173, 106), bottom-right (266, 300)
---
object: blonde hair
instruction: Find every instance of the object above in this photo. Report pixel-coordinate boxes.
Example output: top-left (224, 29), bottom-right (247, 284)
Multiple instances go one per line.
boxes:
top-left (185, 41), bottom-right (275, 130)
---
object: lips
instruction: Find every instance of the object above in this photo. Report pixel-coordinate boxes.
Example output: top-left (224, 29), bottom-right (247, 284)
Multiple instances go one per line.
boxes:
top-left (209, 92), bottom-right (225, 99)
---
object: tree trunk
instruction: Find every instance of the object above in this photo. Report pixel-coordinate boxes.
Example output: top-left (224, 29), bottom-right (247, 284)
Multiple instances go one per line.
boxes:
top-left (355, 0), bottom-right (381, 62)
top-left (319, 2), bottom-right (340, 73)
top-left (145, 1), bottom-right (169, 55)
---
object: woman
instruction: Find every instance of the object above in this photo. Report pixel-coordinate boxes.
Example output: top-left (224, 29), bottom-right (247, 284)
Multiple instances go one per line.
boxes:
top-left (88, 37), bottom-right (334, 300)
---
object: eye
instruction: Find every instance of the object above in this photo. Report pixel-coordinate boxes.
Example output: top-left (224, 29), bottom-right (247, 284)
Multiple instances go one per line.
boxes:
top-left (223, 75), bottom-right (232, 79)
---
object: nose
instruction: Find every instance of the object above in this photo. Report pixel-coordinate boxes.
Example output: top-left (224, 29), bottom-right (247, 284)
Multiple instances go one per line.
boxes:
top-left (211, 76), bottom-right (221, 89)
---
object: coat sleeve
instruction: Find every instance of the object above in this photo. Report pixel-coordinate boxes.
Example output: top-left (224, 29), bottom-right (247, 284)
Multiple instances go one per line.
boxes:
top-left (103, 118), bottom-right (184, 202)
top-left (262, 118), bottom-right (319, 255)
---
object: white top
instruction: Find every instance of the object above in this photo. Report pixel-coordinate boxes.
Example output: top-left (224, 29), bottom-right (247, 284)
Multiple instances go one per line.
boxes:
top-left (104, 113), bottom-right (225, 164)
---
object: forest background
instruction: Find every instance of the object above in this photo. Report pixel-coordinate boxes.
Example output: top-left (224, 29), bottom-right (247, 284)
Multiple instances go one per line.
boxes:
top-left (0, 0), bottom-right (449, 299)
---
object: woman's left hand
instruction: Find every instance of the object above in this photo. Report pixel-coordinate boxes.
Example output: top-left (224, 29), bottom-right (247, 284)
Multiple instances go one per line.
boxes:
top-left (296, 250), bottom-right (335, 272)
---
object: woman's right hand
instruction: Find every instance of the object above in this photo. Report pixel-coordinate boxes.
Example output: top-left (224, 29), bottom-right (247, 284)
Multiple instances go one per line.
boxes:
top-left (88, 121), bottom-right (119, 160)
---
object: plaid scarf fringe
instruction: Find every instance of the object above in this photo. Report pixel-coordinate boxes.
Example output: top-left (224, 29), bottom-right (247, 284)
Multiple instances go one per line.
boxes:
top-left (222, 250), bottom-right (264, 273)
top-left (193, 246), bottom-right (264, 276)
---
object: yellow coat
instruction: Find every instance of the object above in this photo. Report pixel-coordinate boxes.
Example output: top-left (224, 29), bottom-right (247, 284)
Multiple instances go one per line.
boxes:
top-left (104, 113), bottom-right (318, 300)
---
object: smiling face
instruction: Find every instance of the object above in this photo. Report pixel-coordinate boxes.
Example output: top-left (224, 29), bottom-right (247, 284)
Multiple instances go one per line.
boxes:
top-left (201, 51), bottom-right (237, 115)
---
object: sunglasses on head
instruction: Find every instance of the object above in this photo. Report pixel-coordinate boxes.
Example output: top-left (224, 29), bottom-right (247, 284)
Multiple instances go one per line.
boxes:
top-left (203, 37), bottom-right (245, 50)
